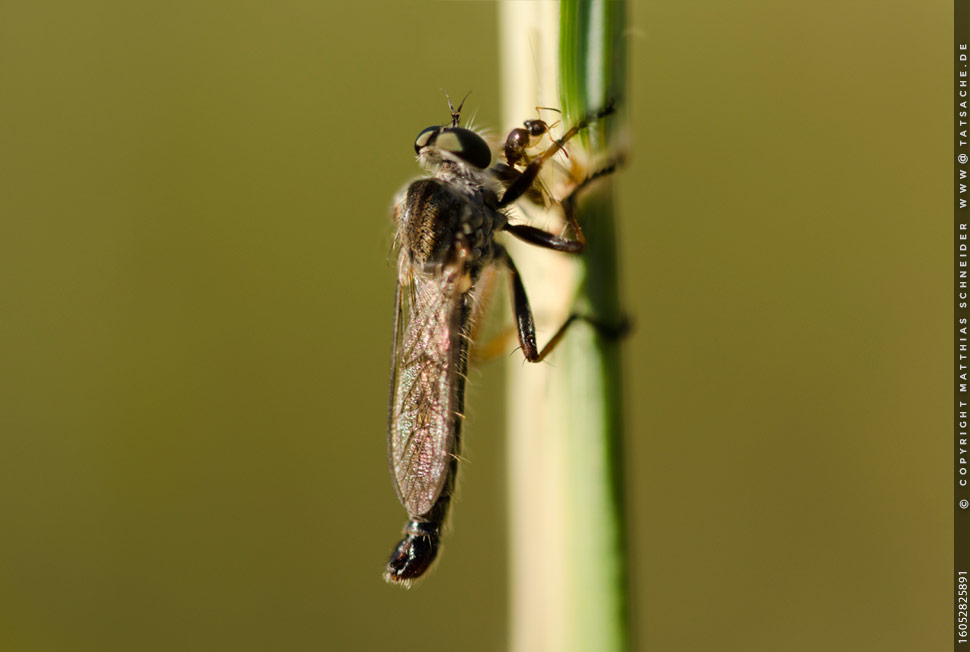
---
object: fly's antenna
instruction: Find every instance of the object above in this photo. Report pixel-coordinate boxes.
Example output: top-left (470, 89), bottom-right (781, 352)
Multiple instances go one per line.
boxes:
top-left (442, 89), bottom-right (472, 127)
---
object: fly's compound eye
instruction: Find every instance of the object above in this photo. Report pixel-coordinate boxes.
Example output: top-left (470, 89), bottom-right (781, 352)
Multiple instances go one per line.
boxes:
top-left (431, 127), bottom-right (492, 169)
top-left (414, 126), bottom-right (440, 154)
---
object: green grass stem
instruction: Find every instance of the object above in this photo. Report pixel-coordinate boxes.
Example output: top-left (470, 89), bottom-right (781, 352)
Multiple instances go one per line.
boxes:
top-left (500, 1), bottom-right (629, 651)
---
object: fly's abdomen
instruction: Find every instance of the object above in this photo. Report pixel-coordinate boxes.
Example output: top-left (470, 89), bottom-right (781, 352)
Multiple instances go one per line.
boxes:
top-left (385, 269), bottom-right (472, 585)
top-left (388, 271), bottom-right (470, 519)
top-left (384, 520), bottom-right (441, 586)
top-left (390, 347), bottom-right (454, 517)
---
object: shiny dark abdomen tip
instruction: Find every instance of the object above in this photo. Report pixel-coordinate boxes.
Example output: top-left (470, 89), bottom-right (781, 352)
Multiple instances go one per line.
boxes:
top-left (383, 521), bottom-right (440, 587)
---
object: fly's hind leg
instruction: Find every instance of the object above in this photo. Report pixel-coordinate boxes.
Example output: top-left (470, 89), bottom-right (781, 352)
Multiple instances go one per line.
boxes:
top-left (495, 244), bottom-right (629, 364)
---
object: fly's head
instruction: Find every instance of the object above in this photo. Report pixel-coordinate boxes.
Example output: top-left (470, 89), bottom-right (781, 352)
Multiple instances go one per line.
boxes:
top-left (413, 92), bottom-right (492, 178)
top-left (413, 124), bottom-right (491, 175)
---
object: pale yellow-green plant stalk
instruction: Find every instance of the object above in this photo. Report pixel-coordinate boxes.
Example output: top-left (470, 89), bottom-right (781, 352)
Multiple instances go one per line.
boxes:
top-left (499, 2), bottom-right (628, 651)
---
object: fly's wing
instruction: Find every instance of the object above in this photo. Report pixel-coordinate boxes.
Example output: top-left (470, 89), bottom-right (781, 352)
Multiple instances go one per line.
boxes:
top-left (387, 264), bottom-right (467, 518)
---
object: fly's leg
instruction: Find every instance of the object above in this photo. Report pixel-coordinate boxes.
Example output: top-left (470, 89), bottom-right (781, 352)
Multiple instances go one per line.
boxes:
top-left (503, 159), bottom-right (619, 255)
top-left (503, 223), bottom-right (585, 254)
top-left (494, 244), bottom-right (539, 360)
top-left (498, 101), bottom-right (615, 209)
top-left (470, 325), bottom-right (519, 363)
top-left (473, 312), bottom-right (630, 364)
top-left (495, 244), bottom-right (628, 363)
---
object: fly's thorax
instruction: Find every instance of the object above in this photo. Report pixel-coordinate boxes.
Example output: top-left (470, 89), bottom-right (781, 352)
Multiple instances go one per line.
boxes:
top-left (432, 159), bottom-right (492, 190)
top-left (397, 177), bottom-right (501, 272)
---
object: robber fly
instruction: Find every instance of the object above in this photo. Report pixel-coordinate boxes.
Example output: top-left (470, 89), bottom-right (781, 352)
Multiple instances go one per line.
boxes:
top-left (384, 94), bottom-right (615, 586)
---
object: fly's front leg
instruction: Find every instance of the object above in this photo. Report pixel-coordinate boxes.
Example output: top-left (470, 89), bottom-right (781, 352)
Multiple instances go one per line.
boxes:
top-left (503, 158), bottom-right (619, 255)
top-left (503, 223), bottom-right (585, 254)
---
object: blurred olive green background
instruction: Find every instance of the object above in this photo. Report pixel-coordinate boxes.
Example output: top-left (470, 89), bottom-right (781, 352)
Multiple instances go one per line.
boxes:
top-left (0, 1), bottom-right (950, 651)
